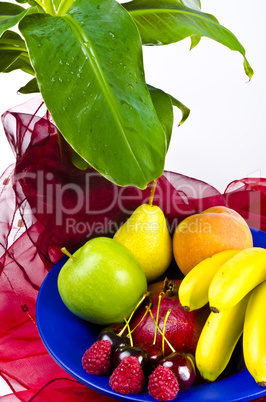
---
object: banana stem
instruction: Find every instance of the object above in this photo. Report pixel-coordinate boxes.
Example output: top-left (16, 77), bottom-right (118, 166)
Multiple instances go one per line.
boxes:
top-left (61, 247), bottom-right (76, 261)
top-left (149, 179), bottom-right (158, 206)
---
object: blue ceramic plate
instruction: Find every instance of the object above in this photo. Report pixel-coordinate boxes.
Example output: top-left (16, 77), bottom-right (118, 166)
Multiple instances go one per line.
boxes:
top-left (36, 227), bottom-right (266, 402)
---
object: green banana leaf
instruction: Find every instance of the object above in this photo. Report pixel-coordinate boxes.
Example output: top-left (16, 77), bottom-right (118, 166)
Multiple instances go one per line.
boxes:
top-left (148, 85), bottom-right (173, 150)
top-left (125, 0), bottom-right (253, 79)
top-left (20, 0), bottom-right (167, 189)
top-left (169, 95), bottom-right (190, 126)
top-left (17, 76), bottom-right (189, 149)
top-left (19, 76), bottom-right (39, 93)
top-left (0, 2), bottom-right (27, 35)
top-left (0, 30), bottom-right (34, 74)
top-left (180, 0), bottom-right (201, 10)
top-left (190, 34), bottom-right (201, 49)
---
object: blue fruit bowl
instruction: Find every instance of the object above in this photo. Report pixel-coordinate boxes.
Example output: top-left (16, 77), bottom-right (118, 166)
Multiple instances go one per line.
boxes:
top-left (36, 227), bottom-right (266, 402)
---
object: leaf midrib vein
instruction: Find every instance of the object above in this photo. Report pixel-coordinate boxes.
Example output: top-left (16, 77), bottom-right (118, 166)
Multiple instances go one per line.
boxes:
top-left (62, 13), bottom-right (147, 179)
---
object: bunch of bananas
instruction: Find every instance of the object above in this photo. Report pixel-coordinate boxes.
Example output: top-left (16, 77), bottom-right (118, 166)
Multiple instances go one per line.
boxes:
top-left (179, 247), bottom-right (266, 384)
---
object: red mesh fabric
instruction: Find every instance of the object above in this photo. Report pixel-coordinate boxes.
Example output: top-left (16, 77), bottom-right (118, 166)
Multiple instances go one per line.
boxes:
top-left (0, 96), bottom-right (265, 400)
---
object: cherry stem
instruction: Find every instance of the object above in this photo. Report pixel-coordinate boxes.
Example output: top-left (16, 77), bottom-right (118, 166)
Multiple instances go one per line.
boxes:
top-left (124, 317), bottom-right (133, 347)
top-left (146, 306), bottom-right (175, 354)
top-left (162, 309), bottom-right (172, 356)
top-left (153, 292), bottom-right (162, 345)
top-left (129, 302), bottom-right (152, 335)
top-left (149, 179), bottom-right (157, 206)
top-left (61, 247), bottom-right (76, 261)
top-left (118, 292), bottom-right (151, 337)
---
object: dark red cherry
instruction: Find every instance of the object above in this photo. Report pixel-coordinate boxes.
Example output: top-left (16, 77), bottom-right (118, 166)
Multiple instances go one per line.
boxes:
top-left (112, 346), bottom-right (150, 371)
top-left (97, 327), bottom-right (130, 353)
top-left (136, 342), bottom-right (163, 371)
top-left (159, 352), bottom-right (196, 391)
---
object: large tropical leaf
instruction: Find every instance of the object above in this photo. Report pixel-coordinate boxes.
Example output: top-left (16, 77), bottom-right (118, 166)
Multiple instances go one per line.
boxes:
top-left (148, 85), bottom-right (173, 150)
top-left (19, 76), bottom-right (39, 93)
top-left (0, 30), bottom-right (33, 73)
top-left (180, 0), bottom-right (200, 10)
top-left (0, 2), bottom-right (27, 35)
top-left (20, 0), bottom-right (167, 188)
top-left (148, 85), bottom-right (190, 150)
top-left (170, 95), bottom-right (190, 126)
top-left (125, 0), bottom-right (253, 79)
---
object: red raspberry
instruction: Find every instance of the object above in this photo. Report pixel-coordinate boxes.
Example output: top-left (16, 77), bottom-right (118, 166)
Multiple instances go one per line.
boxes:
top-left (109, 356), bottom-right (145, 395)
top-left (148, 365), bottom-right (179, 401)
top-left (82, 340), bottom-right (111, 375)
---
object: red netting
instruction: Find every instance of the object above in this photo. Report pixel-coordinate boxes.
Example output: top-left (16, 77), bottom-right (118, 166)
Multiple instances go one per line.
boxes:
top-left (0, 97), bottom-right (265, 401)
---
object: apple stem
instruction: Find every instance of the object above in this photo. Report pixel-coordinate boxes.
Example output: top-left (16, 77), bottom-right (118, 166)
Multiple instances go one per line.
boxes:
top-left (118, 291), bottom-right (151, 337)
top-left (149, 179), bottom-right (157, 206)
top-left (124, 317), bottom-right (133, 347)
top-left (162, 309), bottom-right (172, 356)
top-left (61, 247), bottom-right (77, 261)
top-left (146, 306), bottom-right (175, 353)
top-left (153, 292), bottom-right (163, 345)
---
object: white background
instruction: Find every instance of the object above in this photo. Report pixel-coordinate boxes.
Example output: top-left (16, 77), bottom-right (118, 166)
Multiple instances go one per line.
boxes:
top-left (0, 0), bottom-right (265, 396)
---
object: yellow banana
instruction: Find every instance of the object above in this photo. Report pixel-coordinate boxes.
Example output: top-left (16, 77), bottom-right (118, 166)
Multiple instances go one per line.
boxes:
top-left (243, 280), bottom-right (266, 386)
top-left (179, 250), bottom-right (240, 311)
top-left (195, 293), bottom-right (250, 382)
top-left (209, 247), bottom-right (266, 313)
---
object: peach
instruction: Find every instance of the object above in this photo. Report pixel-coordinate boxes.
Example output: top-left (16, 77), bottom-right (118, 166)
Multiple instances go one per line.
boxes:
top-left (173, 206), bottom-right (253, 276)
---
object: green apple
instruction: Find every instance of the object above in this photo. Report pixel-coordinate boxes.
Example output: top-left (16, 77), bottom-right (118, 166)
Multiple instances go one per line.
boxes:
top-left (57, 237), bottom-right (147, 325)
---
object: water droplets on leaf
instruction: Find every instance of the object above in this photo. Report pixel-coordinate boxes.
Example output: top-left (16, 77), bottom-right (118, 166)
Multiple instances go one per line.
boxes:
top-left (109, 32), bottom-right (115, 38)
top-left (58, 77), bottom-right (63, 83)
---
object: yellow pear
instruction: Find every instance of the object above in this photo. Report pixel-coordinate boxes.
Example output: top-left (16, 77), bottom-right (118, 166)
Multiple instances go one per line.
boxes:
top-left (114, 180), bottom-right (172, 282)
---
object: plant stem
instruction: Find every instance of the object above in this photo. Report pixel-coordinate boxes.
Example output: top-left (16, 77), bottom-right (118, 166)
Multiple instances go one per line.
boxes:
top-left (57, 0), bottom-right (75, 15)
top-left (149, 179), bottom-right (157, 206)
top-left (33, 0), bottom-right (45, 10)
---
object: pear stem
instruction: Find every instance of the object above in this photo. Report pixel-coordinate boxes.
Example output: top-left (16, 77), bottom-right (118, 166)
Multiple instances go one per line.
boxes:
top-left (61, 247), bottom-right (76, 261)
top-left (118, 292), bottom-right (151, 337)
top-left (149, 179), bottom-right (157, 206)
top-left (153, 292), bottom-right (162, 345)
top-left (146, 306), bottom-right (175, 353)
